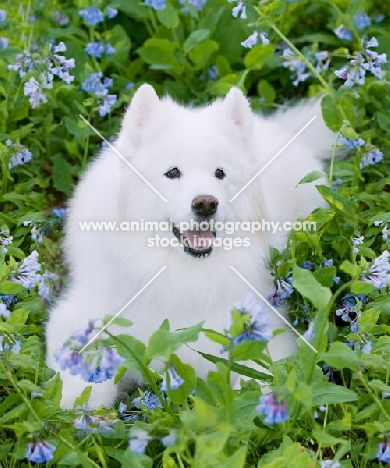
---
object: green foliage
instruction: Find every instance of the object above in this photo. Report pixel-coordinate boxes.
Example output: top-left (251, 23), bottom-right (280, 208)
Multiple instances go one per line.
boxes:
top-left (1, 0), bottom-right (390, 467)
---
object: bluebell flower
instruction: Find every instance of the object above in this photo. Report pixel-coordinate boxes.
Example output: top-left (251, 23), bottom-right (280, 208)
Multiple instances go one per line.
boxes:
top-left (231, 292), bottom-right (272, 343)
top-left (105, 43), bottom-right (116, 55)
top-left (161, 366), bottom-right (184, 391)
top-left (323, 258), bottom-right (334, 267)
top-left (354, 12), bottom-right (371, 30)
top-left (82, 72), bottom-right (105, 93)
top-left (74, 414), bottom-right (94, 433)
top-left (0, 294), bottom-right (16, 308)
top-left (53, 207), bottom-right (67, 218)
top-left (0, 335), bottom-right (21, 353)
top-left (303, 322), bottom-right (315, 341)
top-left (129, 428), bottom-right (151, 454)
top-left (1, 235), bottom-right (13, 254)
top-left (0, 37), bottom-right (9, 49)
top-left (334, 25), bottom-right (353, 41)
top-left (338, 134), bottom-right (365, 149)
top-left (12, 250), bottom-right (41, 288)
top-left (321, 461), bottom-right (341, 468)
top-left (282, 48), bottom-right (310, 86)
top-left (314, 51), bottom-right (330, 72)
top-left (106, 7), bottom-right (118, 18)
top-left (232, 1), bottom-right (246, 19)
top-left (8, 146), bottom-right (32, 169)
top-left (302, 261), bottom-right (314, 269)
top-left (268, 279), bottom-right (294, 306)
top-left (85, 42), bottom-right (105, 58)
top-left (79, 7), bottom-right (105, 26)
top-left (377, 442), bottom-right (390, 463)
top-left (132, 390), bottom-right (163, 411)
top-left (335, 60), bottom-right (366, 87)
top-left (362, 339), bottom-right (372, 354)
top-left (333, 276), bottom-right (341, 284)
top-left (256, 394), bottom-right (289, 424)
top-left (119, 402), bottom-right (127, 413)
top-left (0, 10), bottom-right (7, 22)
top-left (144, 0), bottom-right (166, 10)
top-left (53, 11), bottom-right (69, 26)
top-left (241, 31), bottom-right (269, 49)
top-left (126, 82), bottom-right (135, 90)
top-left (381, 224), bottom-right (390, 241)
top-left (54, 322), bottom-right (124, 383)
top-left (374, 14), bottom-right (385, 23)
top-left (0, 304), bottom-right (10, 319)
top-left (8, 51), bottom-right (34, 77)
top-left (332, 178), bottom-right (343, 189)
top-left (352, 236), bottom-right (364, 254)
top-left (26, 441), bottom-right (56, 464)
top-left (335, 293), bottom-right (367, 323)
top-left (161, 430), bottom-right (177, 446)
top-left (179, 0), bottom-right (206, 11)
top-left (361, 250), bottom-right (390, 289)
top-left (38, 270), bottom-right (58, 303)
top-left (99, 94), bottom-right (117, 117)
top-left (360, 148), bottom-right (383, 168)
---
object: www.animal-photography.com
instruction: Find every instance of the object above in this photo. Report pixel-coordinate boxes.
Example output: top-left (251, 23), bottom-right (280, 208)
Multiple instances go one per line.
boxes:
top-left (0, 1), bottom-right (389, 467)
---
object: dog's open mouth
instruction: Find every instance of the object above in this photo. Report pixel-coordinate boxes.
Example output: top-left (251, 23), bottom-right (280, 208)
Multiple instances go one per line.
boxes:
top-left (173, 224), bottom-right (216, 258)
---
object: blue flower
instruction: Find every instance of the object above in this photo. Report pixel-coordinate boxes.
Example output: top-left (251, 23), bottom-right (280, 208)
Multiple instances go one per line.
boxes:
top-left (74, 414), bottom-right (94, 433)
top-left (256, 394), bottom-right (289, 424)
top-left (133, 390), bottom-right (163, 411)
top-left (1, 235), bottom-right (13, 254)
top-left (334, 25), bottom-right (353, 41)
top-left (360, 148), bottom-right (383, 168)
top-left (126, 82), bottom-right (135, 90)
top-left (105, 43), bottom-right (116, 55)
top-left (335, 293), bottom-right (367, 322)
top-left (12, 250), bottom-right (41, 288)
top-left (231, 292), bottom-right (272, 343)
top-left (106, 7), bottom-right (118, 18)
top-left (0, 304), bottom-right (10, 319)
top-left (54, 322), bottom-right (124, 383)
top-left (282, 48), bottom-right (311, 86)
top-left (302, 261), bottom-right (314, 269)
top-left (179, 0), bottom-right (206, 11)
top-left (0, 335), bottom-right (21, 353)
top-left (0, 37), bottom-right (9, 49)
top-left (144, 0), bottom-right (166, 10)
top-left (85, 42), bottom-right (105, 58)
top-left (361, 250), bottom-right (390, 289)
top-left (99, 94), bottom-right (117, 117)
top-left (377, 442), bottom-right (390, 463)
top-left (303, 322), bottom-right (315, 341)
top-left (232, 1), bottom-right (246, 19)
top-left (53, 11), bottom-right (69, 26)
top-left (53, 207), bottom-right (67, 218)
top-left (338, 134), bottom-right (365, 149)
top-left (354, 12), bottom-right (371, 30)
top-left (161, 430), bottom-right (177, 446)
top-left (352, 236), bottom-right (364, 254)
top-left (268, 279), bottom-right (294, 306)
top-left (0, 10), bottom-right (7, 22)
top-left (24, 77), bottom-right (47, 109)
top-left (241, 31), bottom-right (269, 49)
top-left (161, 366), bottom-right (184, 391)
top-left (8, 51), bottom-right (34, 77)
top-left (0, 294), bottom-right (16, 308)
top-left (321, 461), bottom-right (341, 468)
top-left (129, 428), bottom-right (151, 454)
top-left (26, 441), bottom-right (56, 464)
top-left (79, 7), bottom-right (105, 26)
top-left (323, 258), bottom-right (334, 267)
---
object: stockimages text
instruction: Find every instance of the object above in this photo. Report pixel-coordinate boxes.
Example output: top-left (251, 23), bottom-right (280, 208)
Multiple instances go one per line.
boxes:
top-left (79, 219), bottom-right (316, 251)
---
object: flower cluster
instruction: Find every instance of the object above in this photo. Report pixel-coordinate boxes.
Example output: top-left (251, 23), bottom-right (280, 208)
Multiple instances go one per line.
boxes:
top-left (12, 250), bottom-right (41, 289)
top-left (375, 221), bottom-right (390, 241)
top-left (0, 231), bottom-right (13, 254)
top-left (85, 41), bottom-right (116, 59)
top-left (129, 428), bottom-right (177, 454)
top-left (241, 31), bottom-right (269, 49)
top-left (26, 441), bottom-right (56, 464)
top-left (53, 11), bottom-right (69, 26)
top-left (335, 37), bottom-right (387, 87)
top-left (229, 292), bottom-right (273, 345)
top-left (335, 294), bottom-right (367, 323)
top-left (79, 6), bottom-right (117, 26)
top-left (0, 304), bottom-right (10, 319)
top-left (0, 334), bottom-right (21, 354)
top-left (73, 405), bottom-right (118, 435)
top-left (282, 46), bottom-right (330, 86)
top-left (81, 72), bottom-right (117, 117)
top-left (133, 390), bottom-right (163, 411)
top-left (360, 147), bottom-right (383, 168)
top-left (352, 236), bottom-right (364, 254)
top-left (161, 366), bottom-right (184, 391)
top-left (6, 139), bottom-right (32, 169)
top-left (54, 322), bottom-right (124, 383)
top-left (268, 279), bottom-right (294, 306)
top-left (361, 250), bottom-right (390, 289)
top-left (256, 394), bottom-right (289, 424)
top-left (338, 134), bottom-right (365, 149)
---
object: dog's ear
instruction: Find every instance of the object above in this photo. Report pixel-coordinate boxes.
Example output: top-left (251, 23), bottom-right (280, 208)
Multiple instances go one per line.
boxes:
top-left (121, 84), bottom-right (160, 147)
top-left (222, 87), bottom-right (253, 136)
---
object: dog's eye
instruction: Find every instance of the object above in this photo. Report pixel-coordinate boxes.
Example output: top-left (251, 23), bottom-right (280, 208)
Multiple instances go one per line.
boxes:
top-left (215, 168), bottom-right (226, 180)
top-left (164, 167), bottom-right (181, 179)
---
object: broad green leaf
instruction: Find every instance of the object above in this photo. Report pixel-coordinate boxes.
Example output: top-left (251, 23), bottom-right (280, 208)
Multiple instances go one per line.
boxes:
top-left (316, 185), bottom-right (355, 216)
top-left (244, 44), bottom-right (275, 70)
top-left (292, 265), bottom-right (332, 309)
top-left (312, 429), bottom-right (346, 446)
top-left (53, 155), bottom-right (73, 195)
top-left (189, 39), bottom-right (219, 69)
top-left (312, 381), bottom-right (358, 405)
top-left (323, 341), bottom-right (360, 370)
top-left (183, 29), bottom-right (210, 54)
top-left (0, 281), bottom-right (25, 295)
top-left (156, 5), bottom-right (179, 28)
top-left (73, 386), bottom-right (92, 409)
top-left (138, 39), bottom-right (180, 71)
top-left (166, 354), bottom-right (196, 405)
top-left (297, 171), bottom-right (325, 186)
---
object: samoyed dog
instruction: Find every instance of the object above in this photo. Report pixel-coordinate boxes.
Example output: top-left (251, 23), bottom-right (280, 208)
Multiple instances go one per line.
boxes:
top-left (46, 85), bottom-right (334, 409)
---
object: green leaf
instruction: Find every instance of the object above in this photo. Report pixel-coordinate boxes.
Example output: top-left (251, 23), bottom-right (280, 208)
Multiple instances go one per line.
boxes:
top-left (313, 266), bottom-right (337, 287)
top-left (297, 171), bottom-right (325, 186)
top-left (183, 29), bottom-right (210, 54)
top-left (73, 386), bottom-right (92, 409)
top-left (165, 354), bottom-right (196, 405)
top-left (230, 340), bottom-right (268, 361)
top-left (115, 335), bottom-right (146, 373)
top-left (316, 185), bottom-right (355, 217)
top-left (138, 39), bottom-right (180, 71)
top-left (341, 126), bottom-right (359, 139)
top-left (0, 281), bottom-right (25, 295)
top-left (103, 316), bottom-right (133, 328)
top-left (156, 4), bottom-right (179, 28)
top-left (53, 155), bottom-right (73, 195)
top-left (146, 320), bottom-right (203, 358)
top-left (189, 40), bottom-right (219, 69)
top-left (292, 266), bottom-right (332, 309)
top-left (340, 260), bottom-right (360, 278)
top-left (122, 449), bottom-right (153, 468)
top-left (42, 372), bottom-right (63, 406)
top-left (312, 381), bottom-right (358, 405)
top-left (218, 447), bottom-right (247, 468)
top-left (244, 44), bottom-right (275, 70)
top-left (321, 94), bottom-right (355, 131)
top-left (350, 280), bottom-right (376, 295)
top-left (323, 341), bottom-right (360, 370)
top-left (312, 429), bottom-right (346, 447)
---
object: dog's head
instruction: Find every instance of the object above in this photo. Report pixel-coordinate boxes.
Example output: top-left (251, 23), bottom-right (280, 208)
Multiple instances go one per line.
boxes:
top-left (117, 84), bottom-right (266, 258)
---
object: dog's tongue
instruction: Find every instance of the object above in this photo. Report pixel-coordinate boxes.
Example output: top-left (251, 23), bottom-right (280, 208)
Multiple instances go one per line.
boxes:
top-left (183, 229), bottom-right (215, 250)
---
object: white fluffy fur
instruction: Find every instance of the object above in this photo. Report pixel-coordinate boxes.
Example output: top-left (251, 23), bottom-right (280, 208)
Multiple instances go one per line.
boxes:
top-left (46, 85), bottom-right (334, 408)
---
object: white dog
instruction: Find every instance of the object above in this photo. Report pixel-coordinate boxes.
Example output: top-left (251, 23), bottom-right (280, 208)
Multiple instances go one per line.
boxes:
top-left (46, 85), bottom-right (334, 409)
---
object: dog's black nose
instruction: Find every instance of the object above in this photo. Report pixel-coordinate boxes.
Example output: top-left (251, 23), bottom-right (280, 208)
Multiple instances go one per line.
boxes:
top-left (191, 195), bottom-right (219, 217)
